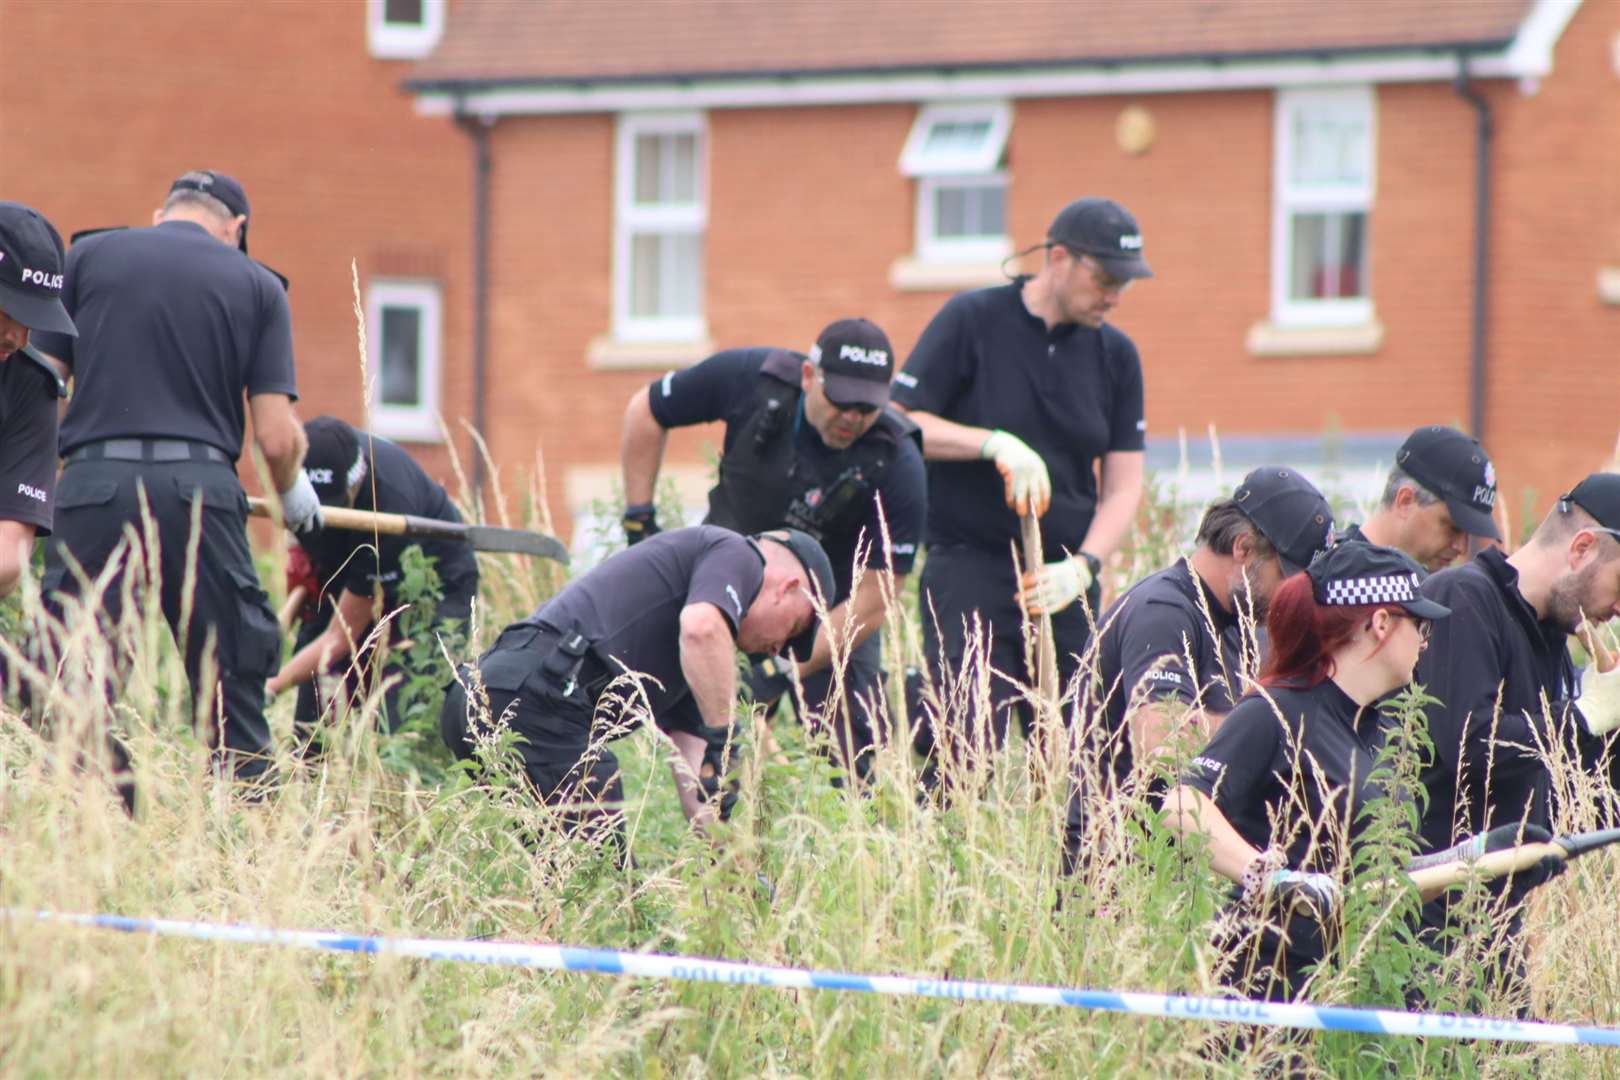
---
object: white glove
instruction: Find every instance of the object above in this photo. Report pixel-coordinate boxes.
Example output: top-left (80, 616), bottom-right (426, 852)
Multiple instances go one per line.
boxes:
top-left (279, 472), bottom-right (324, 536)
top-left (1018, 555), bottom-right (1093, 616)
top-left (1581, 662), bottom-right (1620, 736)
top-left (980, 430), bottom-right (1051, 517)
top-left (1265, 870), bottom-right (1340, 916)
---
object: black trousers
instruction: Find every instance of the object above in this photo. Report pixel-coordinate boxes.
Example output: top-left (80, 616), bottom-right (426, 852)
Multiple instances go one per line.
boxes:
top-left (439, 624), bottom-right (626, 848)
top-left (41, 456), bottom-right (280, 783)
top-left (914, 543), bottom-right (1098, 782)
top-left (292, 578), bottom-right (475, 744)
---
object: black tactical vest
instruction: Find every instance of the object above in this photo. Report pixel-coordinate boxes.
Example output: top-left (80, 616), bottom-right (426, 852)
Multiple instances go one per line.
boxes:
top-left (705, 348), bottom-right (919, 543)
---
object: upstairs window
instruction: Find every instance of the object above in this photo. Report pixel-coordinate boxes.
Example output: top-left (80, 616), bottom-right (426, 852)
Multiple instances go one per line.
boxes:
top-left (900, 102), bottom-right (1012, 263)
top-left (614, 112), bottom-right (707, 343)
top-left (1272, 87), bottom-right (1376, 327)
top-left (366, 280), bottom-right (442, 442)
top-left (367, 0), bottom-right (445, 60)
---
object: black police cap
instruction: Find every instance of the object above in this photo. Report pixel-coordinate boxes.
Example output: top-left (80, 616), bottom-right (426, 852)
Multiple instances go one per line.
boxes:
top-left (1563, 473), bottom-right (1620, 535)
top-left (1396, 426), bottom-right (1502, 541)
top-left (169, 170), bottom-right (252, 253)
top-left (1047, 197), bottom-right (1153, 280)
top-left (1307, 539), bottom-right (1451, 619)
top-left (0, 202), bottom-right (77, 337)
top-left (756, 528), bottom-right (835, 659)
top-left (1232, 466), bottom-right (1335, 576)
top-left (302, 416), bottom-right (368, 505)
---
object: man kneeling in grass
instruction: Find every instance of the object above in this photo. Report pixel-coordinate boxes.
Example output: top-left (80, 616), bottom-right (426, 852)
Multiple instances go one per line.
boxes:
top-left (440, 526), bottom-right (829, 853)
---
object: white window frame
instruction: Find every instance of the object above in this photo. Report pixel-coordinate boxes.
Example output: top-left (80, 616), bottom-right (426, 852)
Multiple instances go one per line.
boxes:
top-left (366, 0), bottom-right (446, 61)
top-left (613, 111), bottom-right (708, 344)
top-left (900, 102), bottom-right (1012, 263)
top-left (1271, 86), bottom-right (1376, 328)
top-left (366, 279), bottom-right (443, 443)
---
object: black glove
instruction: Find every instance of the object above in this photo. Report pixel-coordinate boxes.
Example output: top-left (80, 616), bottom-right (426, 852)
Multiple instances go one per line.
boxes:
top-left (1510, 824), bottom-right (1566, 888)
top-left (741, 655), bottom-right (794, 707)
top-left (622, 503), bottom-right (660, 546)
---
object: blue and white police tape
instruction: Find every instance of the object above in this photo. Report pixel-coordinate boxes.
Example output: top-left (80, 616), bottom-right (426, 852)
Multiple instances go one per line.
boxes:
top-left (11, 908), bottom-right (1620, 1048)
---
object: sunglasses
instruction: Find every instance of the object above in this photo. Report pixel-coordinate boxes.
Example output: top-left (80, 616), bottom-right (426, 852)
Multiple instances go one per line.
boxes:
top-left (817, 376), bottom-right (881, 416)
top-left (1390, 611), bottom-right (1433, 645)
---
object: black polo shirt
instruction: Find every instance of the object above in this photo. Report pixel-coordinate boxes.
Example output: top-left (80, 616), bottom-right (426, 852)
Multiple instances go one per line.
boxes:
top-left (520, 525), bottom-right (764, 718)
top-left (297, 430), bottom-right (478, 609)
top-left (647, 347), bottom-right (926, 602)
top-left (0, 350), bottom-right (64, 535)
top-left (1182, 680), bottom-right (1396, 873)
top-left (1413, 548), bottom-right (1580, 854)
top-left (1336, 522), bottom-right (1369, 545)
top-left (31, 221), bottom-right (297, 459)
top-left (892, 280), bottom-right (1145, 555)
top-left (1093, 558), bottom-right (1245, 787)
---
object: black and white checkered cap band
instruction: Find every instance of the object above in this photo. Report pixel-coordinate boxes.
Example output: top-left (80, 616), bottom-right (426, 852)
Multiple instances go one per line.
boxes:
top-left (1321, 572), bottom-right (1420, 606)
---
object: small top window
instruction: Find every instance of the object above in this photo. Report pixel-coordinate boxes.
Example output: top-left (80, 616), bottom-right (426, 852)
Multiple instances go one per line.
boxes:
top-left (900, 103), bottom-right (1011, 177)
top-left (367, 0), bottom-right (445, 60)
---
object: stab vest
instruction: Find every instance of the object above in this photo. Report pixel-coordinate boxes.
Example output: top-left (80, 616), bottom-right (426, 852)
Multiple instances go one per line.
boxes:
top-left (705, 348), bottom-right (920, 540)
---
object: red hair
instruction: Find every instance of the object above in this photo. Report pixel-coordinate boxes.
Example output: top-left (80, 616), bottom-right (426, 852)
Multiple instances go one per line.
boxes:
top-left (1259, 573), bottom-right (1407, 689)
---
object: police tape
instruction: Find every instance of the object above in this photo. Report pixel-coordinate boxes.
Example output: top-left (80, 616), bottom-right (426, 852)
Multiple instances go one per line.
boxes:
top-left (10, 908), bottom-right (1620, 1048)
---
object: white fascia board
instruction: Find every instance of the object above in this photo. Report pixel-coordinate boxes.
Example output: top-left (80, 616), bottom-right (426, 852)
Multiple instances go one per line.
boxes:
top-left (413, 3), bottom-right (1583, 120)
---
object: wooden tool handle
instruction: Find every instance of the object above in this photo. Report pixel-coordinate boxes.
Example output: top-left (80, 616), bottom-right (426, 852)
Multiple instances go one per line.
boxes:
top-left (1406, 843), bottom-right (1564, 893)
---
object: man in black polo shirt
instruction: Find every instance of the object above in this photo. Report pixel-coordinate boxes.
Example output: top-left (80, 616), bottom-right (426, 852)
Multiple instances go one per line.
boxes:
top-left (1337, 426), bottom-right (1501, 572)
top-left (441, 526), bottom-right (831, 849)
top-left (0, 203), bottom-right (75, 601)
top-left (30, 170), bottom-right (317, 796)
top-left (1062, 467), bottom-right (1335, 871)
top-left (619, 318), bottom-right (925, 782)
top-left (1414, 472), bottom-right (1620, 997)
top-left (268, 417), bottom-right (479, 749)
top-left (893, 197), bottom-right (1151, 783)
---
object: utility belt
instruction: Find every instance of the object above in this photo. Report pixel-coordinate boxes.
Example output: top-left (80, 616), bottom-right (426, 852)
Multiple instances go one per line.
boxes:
top-left (66, 438), bottom-right (232, 466)
top-left (482, 621), bottom-right (615, 710)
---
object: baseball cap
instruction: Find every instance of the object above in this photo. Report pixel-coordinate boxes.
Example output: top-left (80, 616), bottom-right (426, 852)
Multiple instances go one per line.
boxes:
top-left (756, 527), bottom-right (836, 657)
top-left (1233, 466), bottom-right (1336, 576)
top-left (1047, 197), bottom-right (1153, 280)
top-left (169, 170), bottom-right (252, 253)
top-left (301, 416), bottom-right (368, 505)
top-left (1307, 540), bottom-right (1451, 619)
top-left (1395, 426), bottom-right (1502, 541)
top-left (0, 202), bottom-right (77, 337)
top-left (1562, 473), bottom-right (1620, 534)
top-left (810, 317), bottom-right (895, 409)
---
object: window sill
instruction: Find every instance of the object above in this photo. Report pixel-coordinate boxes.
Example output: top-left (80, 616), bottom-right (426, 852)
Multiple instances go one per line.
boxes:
top-left (370, 413), bottom-right (446, 444)
top-left (1245, 319), bottom-right (1384, 358)
top-left (888, 256), bottom-right (1008, 293)
top-left (587, 335), bottom-right (715, 371)
top-left (1599, 267), bottom-right (1620, 306)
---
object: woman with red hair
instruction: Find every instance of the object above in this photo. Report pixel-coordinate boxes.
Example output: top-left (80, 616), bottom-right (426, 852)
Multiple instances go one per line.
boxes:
top-left (1162, 539), bottom-right (1449, 1000)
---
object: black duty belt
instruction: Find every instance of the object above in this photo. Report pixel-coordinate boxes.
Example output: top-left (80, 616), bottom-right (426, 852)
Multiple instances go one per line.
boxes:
top-left (531, 622), bottom-right (616, 703)
top-left (67, 438), bottom-right (232, 466)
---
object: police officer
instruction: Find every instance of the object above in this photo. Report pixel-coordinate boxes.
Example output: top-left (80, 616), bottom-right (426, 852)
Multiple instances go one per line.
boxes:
top-left (892, 197), bottom-right (1151, 782)
top-left (0, 203), bottom-right (74, 601)
top-left (1062, 466), bottom-right (1335, 872)
top-left (440, 526), bottom-right (832, 849)
top-left (619, 318), bottom-right (925, 782)
top-left (1164, 541), bottom-right (1452, 1001)
top-left (30, 170), bottom-right (317, 793)
top-left (267, 416), bottom-right (478, 748)
top-left (1413, 473), bottom-right (1620, 995)
top-left (1337, 426), bottom-right (1502, 572)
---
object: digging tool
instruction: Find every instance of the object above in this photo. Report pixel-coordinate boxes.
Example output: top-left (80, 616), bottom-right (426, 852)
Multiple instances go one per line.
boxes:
top-left (277, 585), bottom-right (308, 633)
top-left (249, 497), bottom-right (569, 563)
top-left (1021, 511), bottom-right (1059, 707)
top-left (1405, 825), bottom-right (1620, 895)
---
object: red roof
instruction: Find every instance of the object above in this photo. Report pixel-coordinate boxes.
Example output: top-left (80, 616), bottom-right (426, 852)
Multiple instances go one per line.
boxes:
top-left (410, 0), bottom-right (1535, 88)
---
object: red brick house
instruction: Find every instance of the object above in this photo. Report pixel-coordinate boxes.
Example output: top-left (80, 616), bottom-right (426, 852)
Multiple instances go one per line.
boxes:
top-left (7, 0), bottom-right (1618, 545)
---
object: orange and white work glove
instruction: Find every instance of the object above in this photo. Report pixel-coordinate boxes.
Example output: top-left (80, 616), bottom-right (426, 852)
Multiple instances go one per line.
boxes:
top-left (1578, 621), bottom-right (1620, 735)
top-left (1018, 554), bottom-right (1093, 616)
top-left (980, 430), bottom-right (1051, 517)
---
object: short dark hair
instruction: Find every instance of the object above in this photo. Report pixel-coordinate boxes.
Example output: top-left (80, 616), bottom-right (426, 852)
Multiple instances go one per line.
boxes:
top-left (1197, 497), bottom-right (1277, 559)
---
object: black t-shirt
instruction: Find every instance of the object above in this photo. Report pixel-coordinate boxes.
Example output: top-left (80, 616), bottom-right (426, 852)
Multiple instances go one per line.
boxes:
top-left (1182, 680), bottom-right (1396, 873)
top-left (0, 351), bottom-right (64, 535)
top-left (1413, 548), bottom-right (1579, 856)
top-left (892, 281), bottom-right (1145, 554)
top-left (296, 430), bottom-right (477, 608)
top-left (32, 221), bottom-right (298, 459)
top-left (521, 525), bottom-right (764, 717)
top-left (1093, 558), bottom-right (1245, 787)
top-left (1336, 522), bottom-right (1368, 545)
top-left (647, 347), bottom-right (926, 602)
